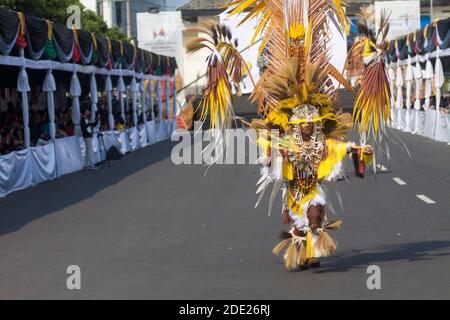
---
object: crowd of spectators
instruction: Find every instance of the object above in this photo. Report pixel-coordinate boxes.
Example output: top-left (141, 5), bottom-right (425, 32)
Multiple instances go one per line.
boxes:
top-left (396, 94), bottom-right (450, 112)
top-left (439, 95), bottom-right (450, 114)
top-left (0, 102), bottom-right (77, 155)
top-left (1, 93), bottom-right (170, 156)
top-left (0, 102), bottom-right (24, 155)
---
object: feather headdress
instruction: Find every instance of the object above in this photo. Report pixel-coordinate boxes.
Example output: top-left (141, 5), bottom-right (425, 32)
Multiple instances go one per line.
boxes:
top-left (188, 1), bottom-right (356, 134)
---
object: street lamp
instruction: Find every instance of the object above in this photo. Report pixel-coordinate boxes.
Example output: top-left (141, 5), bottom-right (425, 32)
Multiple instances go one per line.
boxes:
top-left (430, 0), bottom-right (434, 22)
top-left (126, 0), bottom-right (131, 38)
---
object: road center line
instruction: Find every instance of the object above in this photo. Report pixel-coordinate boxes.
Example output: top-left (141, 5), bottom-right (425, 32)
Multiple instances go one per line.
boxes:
top-left (393, 177), bottom-right (407, 185)
top-left (416, 195), bottom-right (436, 204)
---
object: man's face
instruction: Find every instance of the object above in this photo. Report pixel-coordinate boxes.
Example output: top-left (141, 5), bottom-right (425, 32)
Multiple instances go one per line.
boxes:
top-left (300, 122), bottom-right (314, 138)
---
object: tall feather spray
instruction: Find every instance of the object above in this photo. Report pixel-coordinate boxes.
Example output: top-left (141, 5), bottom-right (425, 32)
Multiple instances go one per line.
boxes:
top-left (350, 8), bottom-right (392, 140)
top-left (186, 22), bottom-right (253, 131)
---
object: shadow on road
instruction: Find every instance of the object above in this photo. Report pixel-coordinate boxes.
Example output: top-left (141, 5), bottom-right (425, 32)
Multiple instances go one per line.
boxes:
top-left (316, 241), bottom-right (450, 273)
top-left (0, 141), bottom-right (176, 238)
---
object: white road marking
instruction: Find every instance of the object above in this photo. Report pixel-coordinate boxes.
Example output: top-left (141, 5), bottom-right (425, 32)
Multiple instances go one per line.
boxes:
top-left (377, 165), bottom-right (388, 172)
top-left (393, 177), bottom-right (407, 185)
top-left (416, 195), bottom-right (436, 204)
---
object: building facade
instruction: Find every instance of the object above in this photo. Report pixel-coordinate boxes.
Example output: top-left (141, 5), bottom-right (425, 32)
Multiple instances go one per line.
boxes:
top-left (81, 0), bottom-right (186, 42)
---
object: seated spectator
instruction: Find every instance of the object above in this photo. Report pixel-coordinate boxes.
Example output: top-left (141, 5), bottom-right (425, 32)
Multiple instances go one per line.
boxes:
top-left (65, 120), bottom-right (74, 136)
top-left (36, 132), bottom-right (50, 146)
top-left (115, 118), bottom-right (125, 131)
top-left (56, 118), bottom-right (68, 138)
top-left (12, 129), bottom-right (24, 151)
top-left (40, 114), bottom-right (50, 137)
top-left (1, 130), bottom-right (14, 154)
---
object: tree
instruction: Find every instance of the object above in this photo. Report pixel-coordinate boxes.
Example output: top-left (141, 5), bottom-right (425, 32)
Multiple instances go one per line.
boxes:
top-left (0, 0), bottom-right (128, 41)
top-left (82, 9), bottom-right (129, 41)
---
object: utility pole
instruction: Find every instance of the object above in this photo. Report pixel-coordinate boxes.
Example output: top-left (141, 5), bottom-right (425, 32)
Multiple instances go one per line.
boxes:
top-left (430, 0), bottom-right (434, 22)
top-left (126, 0), bottom-right (132, 38)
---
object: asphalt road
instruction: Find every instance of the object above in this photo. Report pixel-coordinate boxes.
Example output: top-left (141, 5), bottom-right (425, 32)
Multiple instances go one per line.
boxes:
top-left (0, 129), bottom-right (449, 300)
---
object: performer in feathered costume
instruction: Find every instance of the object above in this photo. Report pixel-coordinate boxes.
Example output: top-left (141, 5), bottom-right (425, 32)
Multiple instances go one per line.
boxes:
top-left (186, 1), bottom-right (391, 270)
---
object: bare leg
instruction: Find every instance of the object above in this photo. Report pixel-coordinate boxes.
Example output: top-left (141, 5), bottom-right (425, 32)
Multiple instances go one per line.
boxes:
top-left (307, 205), bottom-right (326, 268)
top-left (307, 205), bottom-right (325, 232)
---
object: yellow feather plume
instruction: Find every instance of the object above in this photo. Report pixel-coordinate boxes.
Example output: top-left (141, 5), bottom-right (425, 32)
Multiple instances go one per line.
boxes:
top-left (315, 230), bottom-right (338, 257)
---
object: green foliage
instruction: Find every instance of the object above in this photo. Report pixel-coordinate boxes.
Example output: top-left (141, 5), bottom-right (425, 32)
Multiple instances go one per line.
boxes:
top-left (0, 0), bottom-right (128, 41)
top-left (82, 9), bottom-right (129, 41)
top-left (0, 0), bottom-right (80, 23)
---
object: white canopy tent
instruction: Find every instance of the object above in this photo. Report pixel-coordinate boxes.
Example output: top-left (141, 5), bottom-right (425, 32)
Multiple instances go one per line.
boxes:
top-left (0, 49), bottom-right (177, 198)
top-left (387, 48), bottom-right (450, 144)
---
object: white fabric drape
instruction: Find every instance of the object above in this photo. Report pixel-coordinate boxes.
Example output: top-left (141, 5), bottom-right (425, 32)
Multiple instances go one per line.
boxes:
top-left (157, 80), bottom-right (163, 122)
top-left (388, 64), bottom-right (397, 127)
top-left (395, 62), bottom-right (404, 129)
top-left (424, 54), bottom-right (434, 110)
top-left (149, 80), bottom-right (155, 120)
top-left (0, 144), bottom-right (57, 198)
top-left (413, 56), bottom-right (422, 110)
top-left (435, 112), bottom-right (450, 142)
top-left (413, 56), bottom-right (423, 134)
top-left (395, 63), bottom-right (403, 108)
top-left (131, 77), bottom-right (138, 129)
top-left (105, 75), bottom-right (115, 131)
top-left (18, 66), bottom-right (31, 148)
top-left (0, 149), bottom-right (32, 196)
top-left (156, 80), bottom-right (165, 141)
top-left (55, 136), bottom-right (84, 176)
top-left (434, 50), bottom-right (445, 110)
top-left (118, 75), bottom-right (126, 122)
top-left (128, 127), bottom-right (140, 151)
top-left (388, 64), bottom-right (396, 96)
top-left (139, 125), bottom-right (148, 146)
top-left (30, 144), bottom-right (56, 185)
top-left (18, 68), bottom-right (30, 148)
top-left (140, 80), bottom-right (149, 145)
top-left (115, 131), bottom-right (131, 154)
top-left (165, 80), bottom-right (171, 118)
top-left (415, 110), bottom-right (426, 136)
top-left (70, 70), bottom-right (82, 136)
top-left (172, 80), bottom-right (178, 132)
top-left (164, 80), bottom-right (172, 137)
top-left (405, 57), bottom-right (414, 109)
top-left (424, 109), bottom-right (437, 138)
top-left (405, 57), bottom-right (414, 132)
top-left (434, 49), bottom-right (445, 139)
top-left (147, 80), bottom-right (157, 144)
top-left (43, 69), bottom-right (57, 140)
top-left (90, 72), bottom-right (98, 123)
